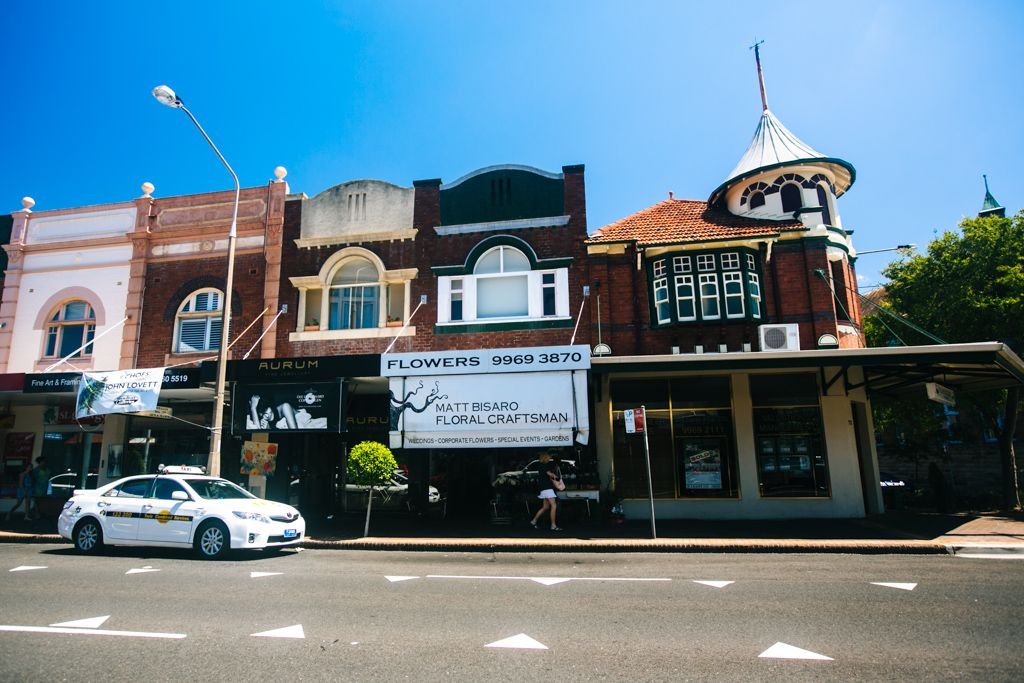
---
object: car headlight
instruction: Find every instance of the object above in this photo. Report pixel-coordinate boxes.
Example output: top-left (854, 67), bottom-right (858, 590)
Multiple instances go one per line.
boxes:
top-left (232, 511), bottom-right (270, 524)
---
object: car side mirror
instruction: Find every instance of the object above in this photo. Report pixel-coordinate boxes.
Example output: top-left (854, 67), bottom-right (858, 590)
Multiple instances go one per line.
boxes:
top-left (171, 491), bottom-right (190, 501)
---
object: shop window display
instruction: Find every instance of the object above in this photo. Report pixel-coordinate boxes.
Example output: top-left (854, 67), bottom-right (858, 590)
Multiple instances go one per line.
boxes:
top-left (750, 374), bottom-right (830, 497)
top-left (611, 377), bottom-right (738, 499)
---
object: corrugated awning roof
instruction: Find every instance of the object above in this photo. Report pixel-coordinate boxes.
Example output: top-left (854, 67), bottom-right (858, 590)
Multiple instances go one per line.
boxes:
top-left (591, 342), bottom-right (1024, 397)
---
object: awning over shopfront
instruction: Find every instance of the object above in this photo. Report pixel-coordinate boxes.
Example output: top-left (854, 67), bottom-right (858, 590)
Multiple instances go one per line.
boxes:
top-left (590, 342), bottom-right (1024, 397)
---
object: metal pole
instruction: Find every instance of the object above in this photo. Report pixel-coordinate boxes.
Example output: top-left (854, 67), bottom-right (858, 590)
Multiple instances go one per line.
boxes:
top-left (641, 404), bottom-right (657, 539)
top-left (173, 101), bottom-right (238, 479)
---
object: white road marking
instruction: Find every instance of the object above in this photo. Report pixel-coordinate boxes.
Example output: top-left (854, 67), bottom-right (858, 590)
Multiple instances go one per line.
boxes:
top-left (957, 553), bottom-right (1024, 560)
top-left (486, 633), bottom-right (548, 650)
top-left (693, 580), bottom-right (734, 589)
top-left (871, 582), bottom-right (917, 591)
top-left (759, 642), bottom-right (833, 661)
top-left (51, 616), bottom-right (110, 629)
top-left (426, 575), bottom-right (670, 585)
top-left (125, 566), bottom-right (160, 575)
top-left (9, 566), bottom-right (47, 572)
top-left (0, 625), bottom-right (185, 639)
top-left (385, 575), bottom-right (420, 582)
top-left (250, 571), bottom-right (283, 578)
top-left (251, 624), bottom-right (305, 639)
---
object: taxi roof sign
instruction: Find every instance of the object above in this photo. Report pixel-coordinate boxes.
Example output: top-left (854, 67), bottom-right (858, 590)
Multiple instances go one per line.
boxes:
top-left (158, 464), bottom-right (206, 475)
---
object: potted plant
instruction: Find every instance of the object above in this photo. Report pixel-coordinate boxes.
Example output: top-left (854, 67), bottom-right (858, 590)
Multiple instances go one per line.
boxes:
top-left (347, 440), bottom-right (398, 537)
top-left (304, 318), bottom-right (319, 331)
top-left (386, 315), bottom-right (402, 327)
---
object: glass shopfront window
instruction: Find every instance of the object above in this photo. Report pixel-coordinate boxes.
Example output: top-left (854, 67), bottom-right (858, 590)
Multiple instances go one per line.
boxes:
top-left (751, 374), bottom-right (830, 498)
top-left (611, 376), bottom-right (738, 499)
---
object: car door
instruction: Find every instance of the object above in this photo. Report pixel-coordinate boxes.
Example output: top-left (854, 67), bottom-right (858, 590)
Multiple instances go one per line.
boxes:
top-left (137, 478), bottom-right (199, 545)
top-left (99, 477), bottom-right (153, 541)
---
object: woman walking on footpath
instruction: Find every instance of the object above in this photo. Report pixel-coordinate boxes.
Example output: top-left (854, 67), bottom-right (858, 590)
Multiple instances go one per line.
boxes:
top-left (6, 461), bottom-right (35, 521)
top-left (530, 452), bottom-right (563, 531)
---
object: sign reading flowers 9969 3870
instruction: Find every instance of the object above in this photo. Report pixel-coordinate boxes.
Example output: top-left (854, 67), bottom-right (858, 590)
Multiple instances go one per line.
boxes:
top-left (382, 345), bottom-right (591, 449)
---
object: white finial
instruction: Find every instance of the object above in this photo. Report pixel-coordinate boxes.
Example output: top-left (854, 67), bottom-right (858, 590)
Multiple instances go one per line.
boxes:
top-left (273, 166), bottom-right (287, 183)
top-left (141, 182), bottom-right (155, 198)
top-left (21, 197), bottom-right (35, 212)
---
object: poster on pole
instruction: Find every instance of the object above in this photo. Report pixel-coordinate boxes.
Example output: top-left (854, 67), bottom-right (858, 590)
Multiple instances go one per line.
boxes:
top-left (75, 368), bottom-right (167, 418)
top-left (624, 407), bottom-right (646, 434)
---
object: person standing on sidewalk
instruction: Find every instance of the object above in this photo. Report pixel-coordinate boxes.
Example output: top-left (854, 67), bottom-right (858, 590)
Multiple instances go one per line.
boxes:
top-left (30, 457), bottom-right (51, 522)
top-left (530, 452), bottom-right (563, 531)
top-left (6, 461), bottom-right (35, 521)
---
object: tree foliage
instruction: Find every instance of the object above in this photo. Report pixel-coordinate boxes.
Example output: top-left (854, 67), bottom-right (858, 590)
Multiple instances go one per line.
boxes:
top-left (347, 440), bottom-right (397, 487)
top-left (865, 211), bottom-right (1023, 508)
top-left (878, 211), bottom-right (1023, 349)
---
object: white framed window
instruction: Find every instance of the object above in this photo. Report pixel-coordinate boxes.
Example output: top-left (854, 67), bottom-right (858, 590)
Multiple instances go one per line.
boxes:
top-left (674, 275), bottom-right (696, 321)
top-left (541, 273), bottom-right (557, 316)
top-left (723, 272), bottom-right (745, 318)
top-left (437, 245), bottom-right (570, 324)
top-left (721, 252), bottom-right (740, 270)
top-left (653, 278), bottom-right (671, 324)
top-left (328, 257), bottom-right (381, 329)
top-left (746, 253), bottom-right (756, 270)
top-left (174, 290), bottom-right (222, 353)
top-left (44, 300), bottom-right (96, 358)
top-left (450, 278), bottom-right (464, 322)
top-left (653, 259), bottom-right (667, 278)
top-left (748, 272), bottom-right (762, 319)
top-left (697, 254), bottom-right (716, 272)
top-left (673, 256), bottom-right (691, 273)
top-left (699, 274), bottom-right (720, 320)
top-left (475, 246), bottom-right (529, 318)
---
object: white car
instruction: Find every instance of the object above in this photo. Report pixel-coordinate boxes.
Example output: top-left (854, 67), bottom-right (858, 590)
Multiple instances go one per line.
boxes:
top-left (343, 470), bottom-right (441, 509)
top-left (58, 466), bottom-right (305, 559)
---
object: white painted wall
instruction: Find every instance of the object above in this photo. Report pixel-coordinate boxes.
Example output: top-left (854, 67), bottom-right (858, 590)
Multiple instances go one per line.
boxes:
top-left (8, 246), bottom-right (132, 372)
top-left (24, 207), bottom-right (135, 244)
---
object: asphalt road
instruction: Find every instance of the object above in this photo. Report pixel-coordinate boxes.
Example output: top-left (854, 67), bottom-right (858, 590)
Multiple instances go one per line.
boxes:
top-left (0, 545), bottom-right (1022, 681)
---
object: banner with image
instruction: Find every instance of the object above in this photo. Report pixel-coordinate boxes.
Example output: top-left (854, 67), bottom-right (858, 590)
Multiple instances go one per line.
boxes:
top-left (388, 370), bottom-right (589, 449)
top-left (233, 381), bottom-right (343, 433)
top-left (75, 367), bottom-right (167, 418)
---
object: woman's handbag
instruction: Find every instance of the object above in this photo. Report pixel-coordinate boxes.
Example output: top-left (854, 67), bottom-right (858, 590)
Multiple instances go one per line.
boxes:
top-left (554, 478), bottom-right (566, 492)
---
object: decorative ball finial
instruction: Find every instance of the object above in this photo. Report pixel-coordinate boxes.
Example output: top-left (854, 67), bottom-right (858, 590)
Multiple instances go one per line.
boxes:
top-left (273, 166), bottom-right (288, 183)
top-left (21, 197), bottom-right (35, 212)
top-left (141, 182), bottom-right (155, 198)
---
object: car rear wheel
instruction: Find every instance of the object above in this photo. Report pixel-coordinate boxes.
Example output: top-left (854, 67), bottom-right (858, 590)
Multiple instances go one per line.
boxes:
top-left (73, 518), bottom-right (103, 554)
top-left (194, 521), bottom-right (230, 560)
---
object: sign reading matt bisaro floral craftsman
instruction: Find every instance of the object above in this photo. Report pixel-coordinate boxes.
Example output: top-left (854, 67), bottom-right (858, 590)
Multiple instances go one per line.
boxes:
top-left (383, 346), bottom-right (590, 449)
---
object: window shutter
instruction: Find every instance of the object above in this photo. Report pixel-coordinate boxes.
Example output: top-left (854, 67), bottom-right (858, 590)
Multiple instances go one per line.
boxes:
top-left (178, 319), bottom-right (208, 353)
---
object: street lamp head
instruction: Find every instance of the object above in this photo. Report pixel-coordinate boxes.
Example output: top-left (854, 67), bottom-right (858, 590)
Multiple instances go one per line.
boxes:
top-left (152, 85), bottom-right (182, 108)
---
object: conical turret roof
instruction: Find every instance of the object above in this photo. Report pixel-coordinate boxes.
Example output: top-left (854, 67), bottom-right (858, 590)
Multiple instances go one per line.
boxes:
top-left (708, 44), bottom-right (854, 209)
top-left (708, 109), bottom-right (855, 208)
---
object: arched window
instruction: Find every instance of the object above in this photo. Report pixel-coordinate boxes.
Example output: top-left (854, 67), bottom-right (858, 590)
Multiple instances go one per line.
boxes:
top-left (44, 300), bottom-right (96, 358)
top-left (175, 289), bottom-right (223, 353)
top-left (816, 185), bottom-right (833, 226)
top-left (749, 191), bottom-right (766, 209)
top-left (473, 246), bottom-right (530, 318)
top-left (781, 183), bottom-right (803, 213)
top-left (328, 257), bottom-right (380, 329)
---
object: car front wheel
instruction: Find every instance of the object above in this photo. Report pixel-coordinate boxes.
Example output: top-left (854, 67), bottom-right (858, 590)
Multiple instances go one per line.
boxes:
top-left (73, 518), bottom-right (103, 554)
top-left (194, 521), bottom-right (231, 560)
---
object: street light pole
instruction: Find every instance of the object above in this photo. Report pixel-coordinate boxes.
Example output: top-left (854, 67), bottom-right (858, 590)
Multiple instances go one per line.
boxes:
top-left (152, 85), bottom-right (237, 477)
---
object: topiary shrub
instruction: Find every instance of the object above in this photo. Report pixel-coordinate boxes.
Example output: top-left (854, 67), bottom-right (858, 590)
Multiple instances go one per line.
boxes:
top-left (347, 440), bottom-right (398, 536)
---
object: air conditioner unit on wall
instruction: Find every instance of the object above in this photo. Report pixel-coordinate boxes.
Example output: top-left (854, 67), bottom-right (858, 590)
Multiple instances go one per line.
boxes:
top-left (758, 323), bottom-right (801, 351)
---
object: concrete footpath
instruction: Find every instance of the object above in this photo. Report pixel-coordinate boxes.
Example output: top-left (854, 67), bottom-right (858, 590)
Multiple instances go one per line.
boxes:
top-left (2, 509), bottom-right (1022, 555)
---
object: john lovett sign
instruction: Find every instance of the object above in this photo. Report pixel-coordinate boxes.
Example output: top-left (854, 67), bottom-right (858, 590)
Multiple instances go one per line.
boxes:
top-left (383, 346), bottom-right (590, 449)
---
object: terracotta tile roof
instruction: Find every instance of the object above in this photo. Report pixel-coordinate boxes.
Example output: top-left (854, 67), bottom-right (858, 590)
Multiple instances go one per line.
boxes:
top-left (587, 198), bottom-right (803, 247)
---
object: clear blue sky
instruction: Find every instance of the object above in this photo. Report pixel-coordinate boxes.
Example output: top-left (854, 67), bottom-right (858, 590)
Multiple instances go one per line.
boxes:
top-left (3, 1), bottom-right (1021, 290)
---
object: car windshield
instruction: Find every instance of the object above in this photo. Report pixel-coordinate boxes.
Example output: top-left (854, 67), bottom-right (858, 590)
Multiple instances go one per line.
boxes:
top-left (185, 478), bottom-right (255, 500)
